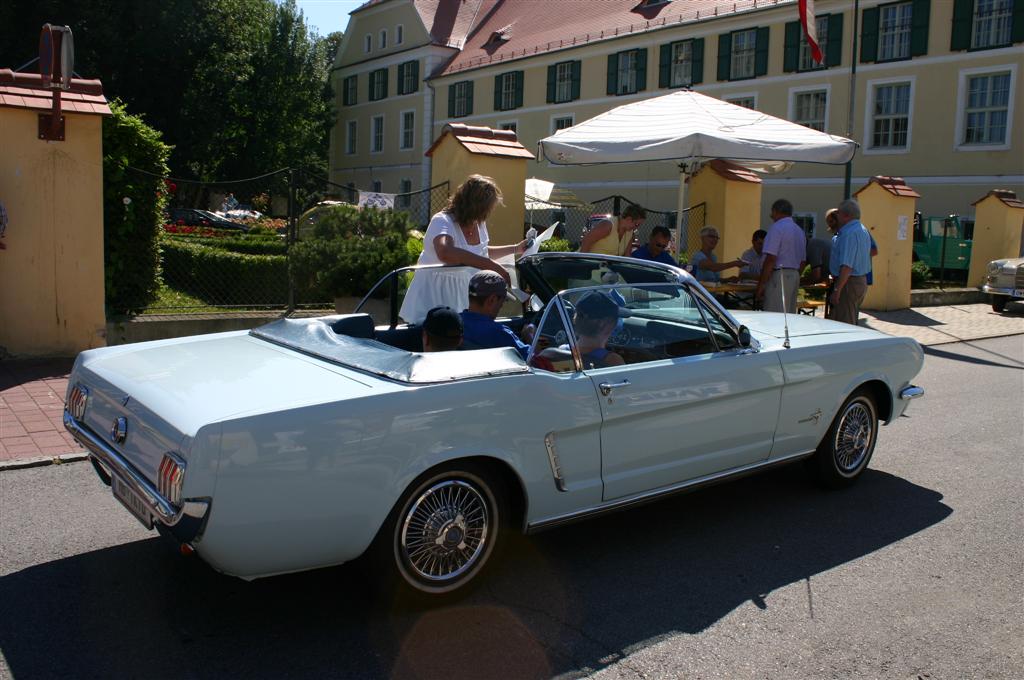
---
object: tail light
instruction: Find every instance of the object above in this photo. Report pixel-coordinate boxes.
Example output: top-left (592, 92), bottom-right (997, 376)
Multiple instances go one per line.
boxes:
top-left (67, 384), bottom-right (89, 420)
top-left (158, 453), bottom-right (186, 506)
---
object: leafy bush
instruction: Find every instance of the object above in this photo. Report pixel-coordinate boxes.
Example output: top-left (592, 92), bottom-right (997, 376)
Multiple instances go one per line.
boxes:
top-left (911, 260), bottom-right (931, 288)
top-left (103, 100), bottom-right (171, 315)
top-left (290, 206), bottom-right (418, 298)
top-left (161, 237), bottom-right (289, 305)
top-left (164, 234), bottom-right (288, 256)
top-left (540, 237), bottom-right (573, 252)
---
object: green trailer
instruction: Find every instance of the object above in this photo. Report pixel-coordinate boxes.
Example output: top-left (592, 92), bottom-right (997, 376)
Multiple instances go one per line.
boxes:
top-left (913, 213), bottom-right (973, 273)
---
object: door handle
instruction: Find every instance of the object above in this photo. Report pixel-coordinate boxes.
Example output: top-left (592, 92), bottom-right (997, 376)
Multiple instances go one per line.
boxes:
top-left (598, 379), bottom-right (630, 396)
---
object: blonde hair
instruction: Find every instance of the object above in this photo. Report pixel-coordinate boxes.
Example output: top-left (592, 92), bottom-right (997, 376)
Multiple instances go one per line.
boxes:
top-left (700, 226), bottom-right (720, 238)
top-left (446, 175), bottom-right (504, 227)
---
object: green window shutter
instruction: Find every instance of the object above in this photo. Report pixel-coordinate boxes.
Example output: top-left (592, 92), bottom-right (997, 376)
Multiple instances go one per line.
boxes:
top-left (448, 84), bottom-right (456, 117)
top-left (636, 48), bottom-right (647, 90)
top-left (783, 21), bottom-right (800, 72)
top-left (368, 73), bottom-right (374, 100)
top-left (860, 6), bottom-right (879, 62)
top-left (1013, 0), bottom-right (1024, 43)
top-left (396, 64), bottom-right (405, 95)
top-left (411, 61), bottom-right (420, 93)
top-left (494, 75), bottom-right (502, 110)
top-left (659, 44), bottom-right (671, 87)
top-left (382, 69), bottom-right (389, 99)
top-left (754, 26), bottom-right (770, 76)
top-left (950, 0), bottom-right (973, 50)
top-left (826, 13), bottom-right (844, 66)
top-left (571, 61), bottom-right (581, 100)
top-left (546, 64), bottom-right (556, 103)
top-left (717, 33), bottom-right (732, 81)
top-left (514, 71), bottom-right (524, 108)
top-left (910, 0), bottom-right (931, 56)
top-left (607, 54), bottom-right (618, 95)
top-left (691, 38), bottom-right (704, 84)
top-left (466, 81), bottom-right (473, 116)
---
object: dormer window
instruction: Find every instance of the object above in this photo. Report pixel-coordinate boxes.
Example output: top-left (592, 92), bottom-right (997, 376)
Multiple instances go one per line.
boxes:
top-left (486, 24), bottom-right (514, 47)
top-left (634, 0), bottom-right (670, 8)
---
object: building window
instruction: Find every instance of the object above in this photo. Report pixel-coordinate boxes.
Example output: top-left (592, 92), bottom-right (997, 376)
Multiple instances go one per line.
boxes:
top-left (398, 61), bottom-right (419, 95)
top-left (345, 120), bottom-right (357, 154)
top-left (396, 24), bottom-right (404, 45)
top-left (731, 29), bottom-right (757, 79)
top-left (364, 35), bottom-right (371, 53)
top-left (618, 50), bottom-right (639, 93)
top-left (379, 30), bottom-right (387, 49)
top-left (369, 69), bottom-right (388, 101)
top-left (548, 60), bottom-right (581, 103)
top-left (497, 121), bottom-right (517, 133)
top-left (371, 180), bottom-right (383, 193)
top-left (799, 15), bottom-right (830, 70)
top-left (871, 82), bottom-right (911, 148)
top-left (727, 95), bottom-right (757, 109)
top-left (400, 110), bottom-right (415, 150)
top-left (449, 81), bottom-right (473, 117)
top-left (398, 179), bottom-right (412, 208)
top-left (495, 71), bottom-right (523, 111)
top-left (371, 115), bottom-right (384, 153)
top-left (878, 2), bottom-right (913, 61)
top-left (793, 90), bottom-right (828, 131)
top-left (963, 71), bottom-right (1011, 144)
top-left (670, 40), bottom-right (693, 86)
top-left (607, 48), bottom-right (647, 95)
top-left (973, 0), bottom-right (1014, 48)
top-left (343, 75), bottom-right (357, 106)
top-left (552, 115), bottom-right (574, 133)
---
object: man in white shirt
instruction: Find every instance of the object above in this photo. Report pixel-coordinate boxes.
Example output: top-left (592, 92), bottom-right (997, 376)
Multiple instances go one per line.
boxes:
top-left (756, 199), bottom-right (807, 313)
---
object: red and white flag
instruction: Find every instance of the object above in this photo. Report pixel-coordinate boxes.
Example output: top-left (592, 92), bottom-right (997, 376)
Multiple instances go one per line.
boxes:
top-left (799, 0), bottom-right (823, 65)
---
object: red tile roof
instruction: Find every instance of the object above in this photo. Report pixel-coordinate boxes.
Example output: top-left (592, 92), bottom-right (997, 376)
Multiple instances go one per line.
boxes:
top-left (0, 70), bottom-right (110, 116)
top-left (354, 0), bottom-right (498, 48)
top-left (855, 176), bottom-right (920, 199)
top-left (440, 0), bottom-right (796, 76)
top-left (425, 123), bottom-right (535, 159)
top-left (971, 189), bottom-right (1024, 209)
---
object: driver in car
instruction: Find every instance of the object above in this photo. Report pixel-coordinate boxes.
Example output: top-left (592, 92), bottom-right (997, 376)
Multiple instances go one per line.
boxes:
top-left (573, 292), bottom-right (629, 369)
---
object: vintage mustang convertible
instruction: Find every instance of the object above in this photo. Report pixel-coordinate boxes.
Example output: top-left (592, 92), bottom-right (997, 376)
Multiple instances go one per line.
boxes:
top-left (64, 253), bottom-right (924, 599)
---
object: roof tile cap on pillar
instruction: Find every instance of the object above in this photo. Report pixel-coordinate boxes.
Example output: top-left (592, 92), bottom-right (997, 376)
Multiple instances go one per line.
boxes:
top-left (854, 175), bottom-right (921, 198)
top-left (687, 159), bottom-right (762, 184)
top-left (425, 123), bottom-right (535, 159)
top-left (971, 189), bottom-right (1024, 209)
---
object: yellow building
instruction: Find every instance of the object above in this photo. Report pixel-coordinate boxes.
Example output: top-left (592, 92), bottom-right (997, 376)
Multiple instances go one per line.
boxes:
top-left (332, 0), bottom-right (1023, 243)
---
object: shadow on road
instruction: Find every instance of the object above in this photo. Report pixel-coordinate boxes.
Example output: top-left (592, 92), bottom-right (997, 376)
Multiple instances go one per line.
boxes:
top-left (0, 467), bottom-right (950, 679)
top-left (924, 341), bottom-right (1024, 370)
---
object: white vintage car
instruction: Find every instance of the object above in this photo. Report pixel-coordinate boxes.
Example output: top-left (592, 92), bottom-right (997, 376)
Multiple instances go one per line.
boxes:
top-left (64, 253), bottom-right (924, 599)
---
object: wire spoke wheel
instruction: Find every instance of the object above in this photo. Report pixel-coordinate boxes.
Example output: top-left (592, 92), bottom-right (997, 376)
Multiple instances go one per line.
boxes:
top-left (833, 400), bottom-right (875, 474)
top-left (398, 479), bottom-right (491, 586)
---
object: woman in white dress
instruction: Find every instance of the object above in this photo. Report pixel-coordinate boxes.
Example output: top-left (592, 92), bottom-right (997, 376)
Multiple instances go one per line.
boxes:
top-left (400, 175), bottom-right (529, 324)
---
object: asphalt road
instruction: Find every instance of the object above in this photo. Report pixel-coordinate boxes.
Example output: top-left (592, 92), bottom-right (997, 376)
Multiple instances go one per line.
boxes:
top-left (1, 336), bottom-right (1022, 680)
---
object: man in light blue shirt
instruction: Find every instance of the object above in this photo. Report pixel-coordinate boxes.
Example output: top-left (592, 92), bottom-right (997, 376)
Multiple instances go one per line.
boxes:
top-left (828, 199), bottom-right (873, 325)
top-left (756, 198), bottom-right (807, 313)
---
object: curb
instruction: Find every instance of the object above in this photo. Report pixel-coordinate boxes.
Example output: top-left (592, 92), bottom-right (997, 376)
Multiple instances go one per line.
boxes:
top-left (0, 452), bottom-right (89, 472)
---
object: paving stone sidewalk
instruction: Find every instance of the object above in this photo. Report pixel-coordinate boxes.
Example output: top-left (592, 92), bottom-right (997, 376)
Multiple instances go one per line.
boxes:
top-left (2, 304), bottom-right (1022, 468)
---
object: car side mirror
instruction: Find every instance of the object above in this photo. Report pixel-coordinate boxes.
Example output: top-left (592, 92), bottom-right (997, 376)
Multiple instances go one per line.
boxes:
top-left (737, 325), bottom-right (752, 348)
top-left (528, 294), bottom-right (544, 313)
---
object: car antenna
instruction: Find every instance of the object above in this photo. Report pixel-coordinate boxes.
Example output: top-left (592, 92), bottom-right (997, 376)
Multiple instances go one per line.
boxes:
top-left (780, 272), bottom-right (791, 349)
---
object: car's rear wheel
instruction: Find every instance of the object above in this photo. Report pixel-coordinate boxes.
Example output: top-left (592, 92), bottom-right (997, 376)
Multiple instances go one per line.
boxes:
top-left (371, 463), bottom-right (508, 601)
top-left (812, 388), bottom-right (878, 488)
top-left (992, 296), bottom-right (1008, 313)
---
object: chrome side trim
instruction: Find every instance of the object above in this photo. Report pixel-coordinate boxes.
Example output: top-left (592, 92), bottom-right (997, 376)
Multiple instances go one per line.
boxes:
top-left (981, 285), bottom-right (1021, 297)
top-left (63, 411), bottom-right (210, 539)
top-left (899, 385), bottom-right (924, 400)
top-left (526, 449), bottom-right (816, 533)
top-left (543, 432), bottom-right (567, 492)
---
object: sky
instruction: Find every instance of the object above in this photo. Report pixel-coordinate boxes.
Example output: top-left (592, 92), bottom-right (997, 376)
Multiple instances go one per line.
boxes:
top-left (294, 0), bottom-right (367, 36)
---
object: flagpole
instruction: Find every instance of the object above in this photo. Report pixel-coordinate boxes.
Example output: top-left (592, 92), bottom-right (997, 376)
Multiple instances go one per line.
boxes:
top-left (843, 0), bottom-right (860, 200)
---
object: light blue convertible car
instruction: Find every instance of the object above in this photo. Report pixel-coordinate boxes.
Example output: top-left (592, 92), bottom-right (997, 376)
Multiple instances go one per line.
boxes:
top-left (64, 253), bottom-right (924, 600)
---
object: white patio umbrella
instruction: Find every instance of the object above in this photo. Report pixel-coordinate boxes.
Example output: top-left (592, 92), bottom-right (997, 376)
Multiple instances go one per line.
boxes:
top-left (538, 89), bottom-right (857, 253)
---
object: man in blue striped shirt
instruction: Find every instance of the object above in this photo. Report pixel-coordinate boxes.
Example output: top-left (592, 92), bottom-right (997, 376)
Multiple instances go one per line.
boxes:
top-left (828, 199), bottom-right (873, 325)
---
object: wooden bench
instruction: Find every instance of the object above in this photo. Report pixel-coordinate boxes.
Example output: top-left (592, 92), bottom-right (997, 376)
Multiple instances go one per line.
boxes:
top-left (798, 300), bottom-right (826, 316)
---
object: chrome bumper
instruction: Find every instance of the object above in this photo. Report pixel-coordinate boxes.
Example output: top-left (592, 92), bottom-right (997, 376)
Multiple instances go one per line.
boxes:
top-left (899, 385), bottom-right (924, 400)
top-left (982, 285), bottom-right (1021, 298)
top-left (63, 411), bottom-right (209, 542)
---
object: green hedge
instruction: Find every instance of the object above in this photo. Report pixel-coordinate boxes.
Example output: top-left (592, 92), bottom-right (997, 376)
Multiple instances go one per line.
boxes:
top-left (164, 234), bottom-right (288, 256)
top-left (103, 100), bottom-right (172, 315)
top-left (161, 238), bottom-right (289, 306)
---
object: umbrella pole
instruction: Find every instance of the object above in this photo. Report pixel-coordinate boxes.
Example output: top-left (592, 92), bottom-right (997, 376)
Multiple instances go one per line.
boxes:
top-left (674, 159), bottom-right (694, 260)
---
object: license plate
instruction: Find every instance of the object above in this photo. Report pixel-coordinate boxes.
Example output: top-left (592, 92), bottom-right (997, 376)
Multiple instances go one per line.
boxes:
top-left (112, 476), bottom-right (154, 530)
top-left (1014, 289), bottom-right (1024, 298)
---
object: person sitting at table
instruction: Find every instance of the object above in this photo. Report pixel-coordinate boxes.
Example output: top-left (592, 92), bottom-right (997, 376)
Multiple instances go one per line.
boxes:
top-left (572, 292), bottom-right (627, 369)
top-left (689, 227), bottom-right (745, 283)
top-left (631, 225), bottom-right (678, 266)
top-left (739, 229), bottom-right (767, 279)
top-left (579, 204), bottom-right (646, 256)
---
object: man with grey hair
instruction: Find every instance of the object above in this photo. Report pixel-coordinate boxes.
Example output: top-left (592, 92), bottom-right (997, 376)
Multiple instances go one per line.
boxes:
top-left (757, 198), bottom-right (806, 313)
top-left (828, 199), bottom-right (873, 325)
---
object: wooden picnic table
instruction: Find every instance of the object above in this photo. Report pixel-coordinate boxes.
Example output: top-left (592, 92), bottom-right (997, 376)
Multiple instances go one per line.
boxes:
top-left (702, 280), bottom-right (829, 312)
